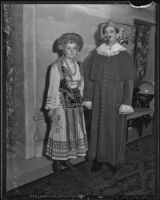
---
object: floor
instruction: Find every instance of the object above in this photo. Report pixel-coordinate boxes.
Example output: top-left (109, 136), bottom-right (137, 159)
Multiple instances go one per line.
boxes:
top-left (6, 124), bottom-right (153, 191)
top-left (7, 134), bottom-right (155, 198)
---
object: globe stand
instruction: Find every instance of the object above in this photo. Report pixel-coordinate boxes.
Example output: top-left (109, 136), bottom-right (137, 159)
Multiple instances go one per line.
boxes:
top-left (137, 94), bottom-right (154, 108)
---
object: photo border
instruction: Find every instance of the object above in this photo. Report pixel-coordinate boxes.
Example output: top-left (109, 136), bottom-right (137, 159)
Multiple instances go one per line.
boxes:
top-left (1, 1), bottom-right (159, 200)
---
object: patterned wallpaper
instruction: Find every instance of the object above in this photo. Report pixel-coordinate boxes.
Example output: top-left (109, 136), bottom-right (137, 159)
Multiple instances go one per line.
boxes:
top-left (3, 4), bottom-right (19, 150)
top-left (133, 22), bottom-right (151, 85)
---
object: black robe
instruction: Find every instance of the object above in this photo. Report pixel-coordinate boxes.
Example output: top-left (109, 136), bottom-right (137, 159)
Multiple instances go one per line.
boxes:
top-left (83, 50), bottom-right (137, 166)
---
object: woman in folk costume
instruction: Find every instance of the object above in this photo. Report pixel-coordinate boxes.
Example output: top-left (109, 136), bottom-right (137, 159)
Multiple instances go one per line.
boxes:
top-left (45, 33), bottom-right (88, 173)
top-left (83, 19), bottom-right (137, 174)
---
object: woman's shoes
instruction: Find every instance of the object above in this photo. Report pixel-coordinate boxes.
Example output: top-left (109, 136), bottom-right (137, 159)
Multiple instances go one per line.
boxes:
top-left (52, 160), bottom-right (62, 174)
top-left (52, 160), bottom-right (77, 172)
top-left (62, 160), bottom-right (77, 171)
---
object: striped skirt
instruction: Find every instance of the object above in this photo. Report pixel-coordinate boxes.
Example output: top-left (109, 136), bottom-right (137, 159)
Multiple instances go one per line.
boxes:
top-left (45, 106), bottom-right (88, 160)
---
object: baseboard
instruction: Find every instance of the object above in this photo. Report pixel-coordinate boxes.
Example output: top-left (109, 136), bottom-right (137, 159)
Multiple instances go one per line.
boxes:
top-left (15, 141), bottom-right (25, 158)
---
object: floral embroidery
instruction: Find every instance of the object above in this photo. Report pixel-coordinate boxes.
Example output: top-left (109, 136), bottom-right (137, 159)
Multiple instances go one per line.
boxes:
top-left (52, 113), bottom-right (62, 134)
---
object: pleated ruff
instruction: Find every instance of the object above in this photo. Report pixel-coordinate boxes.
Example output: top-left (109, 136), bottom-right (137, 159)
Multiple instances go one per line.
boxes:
top-left (45, 106), bottom-right (88, 160)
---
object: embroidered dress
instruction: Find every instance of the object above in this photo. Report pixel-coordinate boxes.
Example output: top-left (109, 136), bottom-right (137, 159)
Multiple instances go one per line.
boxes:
top-left (45, 57), bottom-right (88, 160)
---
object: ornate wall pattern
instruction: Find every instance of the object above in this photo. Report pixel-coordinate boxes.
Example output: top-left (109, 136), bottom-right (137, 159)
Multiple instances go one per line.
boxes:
top-left (133, 22), bottom-right (151, 85)
top-left (3, 4), bottom-right (18, 150)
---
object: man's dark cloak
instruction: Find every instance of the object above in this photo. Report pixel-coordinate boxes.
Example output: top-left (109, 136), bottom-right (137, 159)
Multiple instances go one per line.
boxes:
top-left (83, 49), bottom-right (137, 166)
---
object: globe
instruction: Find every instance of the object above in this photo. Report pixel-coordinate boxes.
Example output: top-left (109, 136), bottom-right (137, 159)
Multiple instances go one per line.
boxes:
top-left (137, 80), bottom-right (154, 95)
top-left (136, 81), bottom-right (154, 108)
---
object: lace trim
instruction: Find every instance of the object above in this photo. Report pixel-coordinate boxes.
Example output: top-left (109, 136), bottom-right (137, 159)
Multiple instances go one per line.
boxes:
top-left (96, 42), bottom-right (126, 56)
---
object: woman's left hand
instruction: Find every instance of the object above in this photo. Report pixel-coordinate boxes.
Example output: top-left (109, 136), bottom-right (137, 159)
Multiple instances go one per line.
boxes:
top-left (48, 109), bottom-right (54, 117)
top-left (83, 101), bottom-right (92, 110)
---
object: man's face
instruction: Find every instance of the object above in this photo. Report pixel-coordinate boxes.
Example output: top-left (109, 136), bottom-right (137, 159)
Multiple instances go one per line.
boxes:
top-left (103, 26), bottom-right (117, 45)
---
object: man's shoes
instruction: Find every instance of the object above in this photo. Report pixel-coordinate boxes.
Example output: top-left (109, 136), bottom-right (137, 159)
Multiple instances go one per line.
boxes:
top-left (116, 162), bottom-right (123, 169)
top-left (62, 160), bottom-right (78, 171)
top-left (90, 162), bottom-right (103, 174)
top-left (106, 163), bottom-right (117, 174)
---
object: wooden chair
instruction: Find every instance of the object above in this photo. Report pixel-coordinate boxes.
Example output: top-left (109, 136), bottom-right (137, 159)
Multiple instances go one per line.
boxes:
top-left (126, 107), bottom-right (154, 141)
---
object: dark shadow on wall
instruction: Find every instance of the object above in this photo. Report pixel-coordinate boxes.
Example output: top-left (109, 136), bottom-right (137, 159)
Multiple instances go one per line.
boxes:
top-left (40, 63), bottom-right (52, 149)
top-left (40, 38), bottom-right (62, 113)
top-left (52, 38), bottom-right (63, 57)
top-left (82, 28), bottom-right (100, 78)
top-left (40, 38), bottom-right (63, 157)
top-left (82, 28), bottom-right (100, 143)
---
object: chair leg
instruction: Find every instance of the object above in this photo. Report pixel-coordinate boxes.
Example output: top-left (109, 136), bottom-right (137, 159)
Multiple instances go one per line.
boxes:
top-left (135, 117), bottom-right (143, 137)
top-left (126, 122), bottom-right (129, 142)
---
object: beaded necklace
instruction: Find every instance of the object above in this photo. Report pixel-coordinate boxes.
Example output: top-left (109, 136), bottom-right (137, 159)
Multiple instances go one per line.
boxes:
top-left (64, 59), bottom-right (77, 76)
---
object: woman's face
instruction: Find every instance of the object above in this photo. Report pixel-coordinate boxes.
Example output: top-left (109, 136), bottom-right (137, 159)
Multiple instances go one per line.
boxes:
top-left (64, 42), bottom-right (78, 59)
top-left (103, 26), bottom-right (117, 45)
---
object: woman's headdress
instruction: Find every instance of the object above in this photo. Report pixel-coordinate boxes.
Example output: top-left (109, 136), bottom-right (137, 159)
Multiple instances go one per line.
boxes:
top-left (57, 33), bottom-right (83, 51)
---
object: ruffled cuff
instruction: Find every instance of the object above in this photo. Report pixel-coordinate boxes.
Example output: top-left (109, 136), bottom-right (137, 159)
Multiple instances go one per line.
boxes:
top-left (119, 104), bottom-right (134, 114)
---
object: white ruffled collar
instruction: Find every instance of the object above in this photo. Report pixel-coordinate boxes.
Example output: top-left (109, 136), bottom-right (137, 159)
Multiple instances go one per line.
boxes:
top-left (96, 42), bottom-right (126, 56)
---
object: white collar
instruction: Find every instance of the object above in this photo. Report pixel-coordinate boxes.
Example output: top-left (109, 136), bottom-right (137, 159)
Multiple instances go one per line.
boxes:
top-left (96, 42), bottom-right (126, 56)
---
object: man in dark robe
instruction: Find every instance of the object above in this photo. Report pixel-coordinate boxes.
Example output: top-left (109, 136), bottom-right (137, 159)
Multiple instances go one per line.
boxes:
top-left (83, 19), bottom-right (137, 174)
